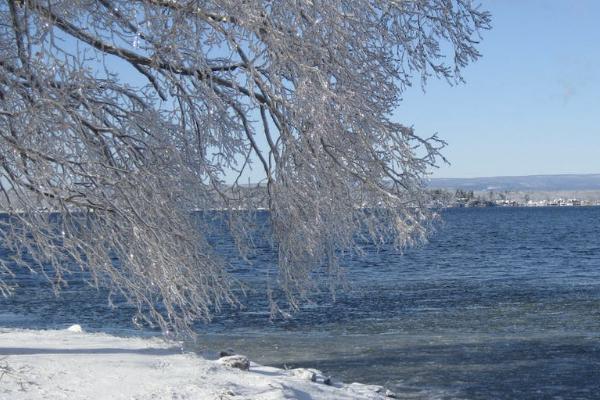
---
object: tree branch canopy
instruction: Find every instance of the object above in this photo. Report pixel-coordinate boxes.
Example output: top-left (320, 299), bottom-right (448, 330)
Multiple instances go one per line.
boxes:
top-left (0, 0), bottom-right (490, 335)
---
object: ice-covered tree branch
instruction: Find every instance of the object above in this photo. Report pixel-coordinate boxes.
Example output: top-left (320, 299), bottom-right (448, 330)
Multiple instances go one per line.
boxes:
top-left (0, 0), bottom-right (490, 334)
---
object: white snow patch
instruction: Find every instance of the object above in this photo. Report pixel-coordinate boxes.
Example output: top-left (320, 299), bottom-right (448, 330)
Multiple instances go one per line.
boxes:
top-left (0, 328), bottom-right (393, 399)
top-left (66, 324), bottom-right (83, 333)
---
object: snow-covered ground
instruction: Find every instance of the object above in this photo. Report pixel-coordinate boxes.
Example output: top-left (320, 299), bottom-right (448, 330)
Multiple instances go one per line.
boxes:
top-left (0, 327), bottom-right (394, 400)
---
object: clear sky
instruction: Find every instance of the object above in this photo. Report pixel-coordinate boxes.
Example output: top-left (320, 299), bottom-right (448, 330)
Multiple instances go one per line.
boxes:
top-left (399, 0), bottom-right (600, 178)
top-left (69, 1), bottom-right (599, 182)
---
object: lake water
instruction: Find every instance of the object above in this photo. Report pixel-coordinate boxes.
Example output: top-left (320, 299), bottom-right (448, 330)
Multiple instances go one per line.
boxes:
top-left (1, 207), bottom-right (600, 399)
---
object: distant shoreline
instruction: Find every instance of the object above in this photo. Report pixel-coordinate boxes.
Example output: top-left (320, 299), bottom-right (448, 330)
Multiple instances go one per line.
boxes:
top-left (2, 203), bottom-right (600, 215)
top-left (428, 173), bottom-right (600, 192)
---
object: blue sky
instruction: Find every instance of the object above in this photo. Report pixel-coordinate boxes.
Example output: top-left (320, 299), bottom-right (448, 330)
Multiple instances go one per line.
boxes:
top-left (63, 1), bottom-right (599, 182)
top-left (400, 0), bottom-right (600, 178)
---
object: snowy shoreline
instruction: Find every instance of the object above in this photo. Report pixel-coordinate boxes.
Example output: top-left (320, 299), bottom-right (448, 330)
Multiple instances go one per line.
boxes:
top-left (0, 327), bottom-right (395, 399)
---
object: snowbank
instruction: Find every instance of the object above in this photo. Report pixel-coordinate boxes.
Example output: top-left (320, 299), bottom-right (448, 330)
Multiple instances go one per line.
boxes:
top-left (0, 327), bottom-right (394, 399)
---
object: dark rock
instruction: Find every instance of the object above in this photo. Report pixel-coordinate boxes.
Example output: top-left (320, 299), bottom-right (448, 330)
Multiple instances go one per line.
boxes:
top-left (219, 349), bottom-right (235, 358)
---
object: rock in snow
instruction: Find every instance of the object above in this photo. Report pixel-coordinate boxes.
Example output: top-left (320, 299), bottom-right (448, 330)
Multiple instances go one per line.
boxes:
top-left (218, 354), bottom-right (251, 370)
top-left (218, 348), bottom-right (235, 358)
top-left (348, 383), bottom-right (398, 398)
top-left (288, 367), bottom-right (334, 385)
top-left (289, 368), bottom-right (317, 382)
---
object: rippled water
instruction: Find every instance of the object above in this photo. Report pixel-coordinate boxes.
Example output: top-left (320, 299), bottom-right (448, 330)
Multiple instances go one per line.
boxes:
top-left (2, 207), bottom-right (600, 399)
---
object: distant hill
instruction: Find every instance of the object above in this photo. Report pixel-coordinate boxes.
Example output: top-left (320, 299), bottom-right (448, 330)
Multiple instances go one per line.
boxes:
top-left (427, 174), bottom-right (600, 192)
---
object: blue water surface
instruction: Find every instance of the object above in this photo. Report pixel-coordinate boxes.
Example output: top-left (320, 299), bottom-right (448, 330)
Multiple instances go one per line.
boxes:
top-left (1, 207), bottom-right (599, 399)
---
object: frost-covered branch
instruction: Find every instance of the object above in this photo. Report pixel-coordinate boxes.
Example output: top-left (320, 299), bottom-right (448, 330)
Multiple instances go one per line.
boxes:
top-left (0, 0), bottom-right (490, 334)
